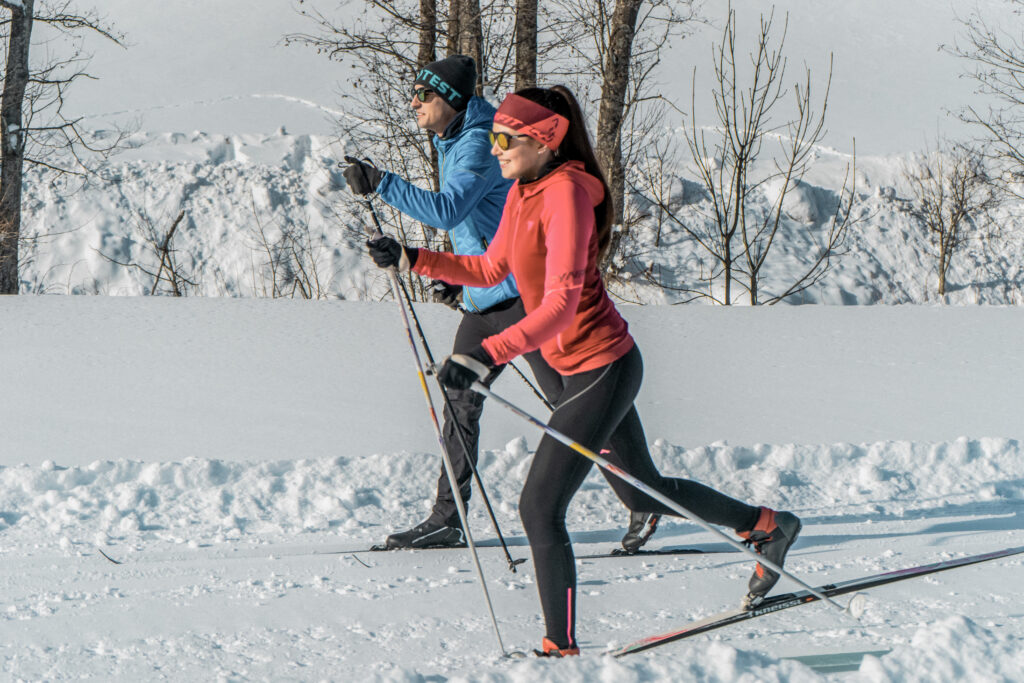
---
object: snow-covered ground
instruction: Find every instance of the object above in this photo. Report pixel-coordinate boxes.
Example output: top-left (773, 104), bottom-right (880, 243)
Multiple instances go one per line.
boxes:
top-left (2, 299), bottom-right (1023, 680)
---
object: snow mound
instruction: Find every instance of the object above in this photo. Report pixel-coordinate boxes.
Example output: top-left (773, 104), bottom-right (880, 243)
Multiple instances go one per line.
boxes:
top-left (859, 617), bottom-right (1024, 682)
top-left (15, 129), bottom-right (1024, 304)
top-left (3, 437), bottom-right (1020, 558)
top-left (453, 642), bottom-right (822, 682)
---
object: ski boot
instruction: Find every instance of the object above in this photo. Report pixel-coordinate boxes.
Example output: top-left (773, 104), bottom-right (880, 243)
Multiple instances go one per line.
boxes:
top-left (738, 506), bottom-right (802, 609)
top-left (533, 637), bottom-right (580, 658)
top-left (621, 511), bottom-right (661, 553)
top-left (384, 518), bottom-right (466, 549)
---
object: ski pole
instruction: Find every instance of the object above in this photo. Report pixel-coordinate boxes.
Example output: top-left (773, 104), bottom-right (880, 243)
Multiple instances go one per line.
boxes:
top-left (344, 159), bottom-right (523, 573)
top-left (467, 381), bottom-right (851, 615)
top-left (347, 170), bottom-right (510, 655)
top-left (507, 359), bottom-right (553, 411)
top-left (393, 276), bottom-right (526, 573)
top-left (387, 271), bottom-right (509, 655)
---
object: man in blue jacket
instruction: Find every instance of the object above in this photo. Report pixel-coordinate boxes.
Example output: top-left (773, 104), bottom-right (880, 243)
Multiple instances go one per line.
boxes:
top-left (345, 55), bottom-right (658, 552)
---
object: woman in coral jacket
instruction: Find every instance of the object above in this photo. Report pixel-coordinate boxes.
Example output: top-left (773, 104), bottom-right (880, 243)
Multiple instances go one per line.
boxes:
top-left (367, 86), bottom-right (801, 657)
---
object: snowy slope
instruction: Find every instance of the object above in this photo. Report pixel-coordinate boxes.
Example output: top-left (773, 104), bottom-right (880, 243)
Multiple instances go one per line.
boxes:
top-left (70, 0), bottom-right (1015, 154)
top-left (20, 130), bottom-right (1024, 304)
top-left (2, 299), bottom-right (1023, 680)
top-left (19, 0), bottom-right (1024, 302)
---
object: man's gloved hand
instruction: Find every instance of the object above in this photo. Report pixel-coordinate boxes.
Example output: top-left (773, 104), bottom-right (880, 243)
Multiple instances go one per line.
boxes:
top-left (366, 235), bottom-right (418, 271)
top-left (430, 280), bottom-right (462, 309)
top-left (343, 156), bottom-right (384, 195)
top-left (438, 346), bottom-right (494, 390)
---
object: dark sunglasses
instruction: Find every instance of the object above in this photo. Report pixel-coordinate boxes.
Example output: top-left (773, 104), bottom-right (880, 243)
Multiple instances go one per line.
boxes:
top-left (489, 131), bottom-right (532, 150)
top-left (412, 88), bottom-right (436, 102)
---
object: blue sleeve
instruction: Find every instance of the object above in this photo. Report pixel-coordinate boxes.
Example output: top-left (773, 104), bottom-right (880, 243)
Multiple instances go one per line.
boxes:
top-left (376, 136), bottom-right (500, 232)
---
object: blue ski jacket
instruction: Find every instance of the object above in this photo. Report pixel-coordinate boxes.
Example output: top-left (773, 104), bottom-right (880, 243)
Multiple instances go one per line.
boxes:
top-left (376, 96), bottom-right (518, 312)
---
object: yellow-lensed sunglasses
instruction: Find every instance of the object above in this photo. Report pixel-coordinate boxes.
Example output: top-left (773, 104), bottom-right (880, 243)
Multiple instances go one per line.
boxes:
top-left (489, 131), bottom-right (532, 150)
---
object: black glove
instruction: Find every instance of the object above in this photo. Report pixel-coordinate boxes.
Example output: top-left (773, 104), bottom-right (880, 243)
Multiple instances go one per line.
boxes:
top-left (430, 280), bottom-right (462, 309)
top-left (343, 156), bottom-right (383, 195)
top-left (438, 346), bottom-right (494, 390)
top-left (366, 235), bottom-right (418, 271)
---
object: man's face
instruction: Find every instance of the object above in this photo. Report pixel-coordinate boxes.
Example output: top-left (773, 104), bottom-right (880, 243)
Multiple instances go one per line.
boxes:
top-left (412, 86), bottom-right (457, 135)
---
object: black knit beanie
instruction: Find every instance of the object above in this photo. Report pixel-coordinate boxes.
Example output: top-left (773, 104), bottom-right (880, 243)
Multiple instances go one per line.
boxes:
top-left (414, 55), bottom-right (476, 111)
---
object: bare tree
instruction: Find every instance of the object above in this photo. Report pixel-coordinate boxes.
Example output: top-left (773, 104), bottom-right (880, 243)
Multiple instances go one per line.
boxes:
top-left (595, 0), bottom-right (642, 231)
top-left (544, 0), bottom-right (699, 273)
top-left (636, 6), bottom-right (856, 305)
top-left (99, 209), bottom-right (199, 296)
top-left (949, 1), bottom-right (1024, 197)
top-left (0, 0), bottom-right (124, 294)
top-left (902, 142), bottom-right (999, 297)
top-left (248, 197), bottom-right (339, 300)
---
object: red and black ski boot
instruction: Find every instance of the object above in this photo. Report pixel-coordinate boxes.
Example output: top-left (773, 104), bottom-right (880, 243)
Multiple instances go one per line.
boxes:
top-left (738, 506), bottom-right (802, 609)
top-left (533, 637), bottom-right (580, 658)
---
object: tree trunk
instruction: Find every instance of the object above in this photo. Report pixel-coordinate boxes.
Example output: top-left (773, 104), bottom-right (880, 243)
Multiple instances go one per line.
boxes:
top-left (419, 0), bottom-right (440, 192)
top-left (446, 0), bottom-right (460, 55)
top-left (0, 0), bottom-right (33, 295)
top-left (418, 0), bottom-right (437, 68)
top-left (938, 240), bottom-right (950, 296)
top-left (458, 0), bottom-right (485, 95)
top-left (596, 0), bottom-right (642, 267)
top-left (514, 0), bottom-right (537, 90)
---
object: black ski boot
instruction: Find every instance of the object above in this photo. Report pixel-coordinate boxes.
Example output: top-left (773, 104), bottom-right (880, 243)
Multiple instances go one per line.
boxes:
top-left (384, 518), bottom-right (466, 549)
top-left (739, 506), bottom-right (802, 609)
top-left (621, 511), bottom-right (660, 553)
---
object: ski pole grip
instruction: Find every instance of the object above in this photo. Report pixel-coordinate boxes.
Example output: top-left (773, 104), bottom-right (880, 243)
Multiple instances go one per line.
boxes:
top-left (344, 155), bottom-right (385, 239)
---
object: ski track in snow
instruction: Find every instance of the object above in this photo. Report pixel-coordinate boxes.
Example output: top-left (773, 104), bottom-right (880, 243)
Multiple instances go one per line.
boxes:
top-left (79, 93), bottom-right (355, 123)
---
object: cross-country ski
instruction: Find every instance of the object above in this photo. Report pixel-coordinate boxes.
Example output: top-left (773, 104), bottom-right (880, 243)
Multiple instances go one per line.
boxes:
top-left (611, 545), bottom-right (1024, 657)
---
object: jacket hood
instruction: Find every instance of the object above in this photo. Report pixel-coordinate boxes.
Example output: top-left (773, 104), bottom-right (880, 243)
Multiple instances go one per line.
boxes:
top-left (462, 96), bottom-right (498, 132)
top-left (434, 96), bottom-right (496, 153)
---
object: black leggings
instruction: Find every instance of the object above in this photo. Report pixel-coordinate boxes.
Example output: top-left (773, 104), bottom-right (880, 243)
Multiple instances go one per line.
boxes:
top-left (519, 344), bottom-right (760, 649)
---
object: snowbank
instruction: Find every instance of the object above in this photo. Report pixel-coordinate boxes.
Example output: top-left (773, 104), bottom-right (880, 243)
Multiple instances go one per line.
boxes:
top-left (14, 128), bottom-right (1024, 304)
top-left (3, 436), bottom-right (1019, 557)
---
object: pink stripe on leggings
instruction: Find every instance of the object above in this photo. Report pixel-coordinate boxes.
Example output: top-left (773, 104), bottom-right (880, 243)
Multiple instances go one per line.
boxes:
top-left (566, 587), bottom-right (574, 647)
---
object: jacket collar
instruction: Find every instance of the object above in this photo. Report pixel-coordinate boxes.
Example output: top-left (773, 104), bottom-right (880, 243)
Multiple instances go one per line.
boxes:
top-left (435, 96), bottom-right (496, 149)
top-left (514, 160), bottom-right (586, 198)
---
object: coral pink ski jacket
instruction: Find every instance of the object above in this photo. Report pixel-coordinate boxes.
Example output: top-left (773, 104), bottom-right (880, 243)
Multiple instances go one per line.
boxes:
top-left (413, 160), bottom-right (635, 375)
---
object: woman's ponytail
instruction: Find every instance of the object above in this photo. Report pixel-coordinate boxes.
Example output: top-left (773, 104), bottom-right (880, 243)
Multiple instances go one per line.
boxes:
top-left (513, 86), bottom-right (614, 260)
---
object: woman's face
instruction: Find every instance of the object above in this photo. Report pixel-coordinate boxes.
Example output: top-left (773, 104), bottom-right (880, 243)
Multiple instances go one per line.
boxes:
top-left (490, 123), bottom-right (553, 181)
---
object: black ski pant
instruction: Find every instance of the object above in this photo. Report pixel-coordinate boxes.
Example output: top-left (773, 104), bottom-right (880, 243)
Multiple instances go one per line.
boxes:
top-left (428, 297), bottom-right (563, 528)
top-left (519, 343), bottom-right (761, 649)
